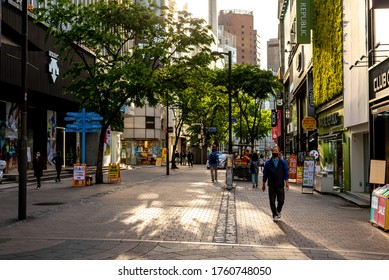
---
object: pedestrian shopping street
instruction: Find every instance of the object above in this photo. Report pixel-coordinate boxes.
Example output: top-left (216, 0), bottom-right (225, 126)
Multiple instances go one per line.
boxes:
top-left (0, 165), bottom-right (388, 260)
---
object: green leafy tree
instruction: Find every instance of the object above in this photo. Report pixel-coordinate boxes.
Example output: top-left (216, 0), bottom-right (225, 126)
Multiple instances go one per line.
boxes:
top-left (34, 0), bottom-right (214, 182)
top-left (212, 64), bottom-right (282, 149)
top-left (156, 59), bottom-right (218, 168)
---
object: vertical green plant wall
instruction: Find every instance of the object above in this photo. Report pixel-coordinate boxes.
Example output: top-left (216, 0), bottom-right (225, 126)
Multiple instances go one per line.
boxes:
top-left (312, 0), bottom-right (343, 107)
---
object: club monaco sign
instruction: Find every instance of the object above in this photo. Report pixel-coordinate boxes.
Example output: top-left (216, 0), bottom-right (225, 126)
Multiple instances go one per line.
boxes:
top-left (369, 58), bottom-right (389, 100)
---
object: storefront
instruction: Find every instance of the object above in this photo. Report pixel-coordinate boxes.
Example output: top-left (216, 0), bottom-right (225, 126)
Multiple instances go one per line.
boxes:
top-left (121, 139), bottom-right (163, 165)
top-left (317, 101), bottom-right (349, 190)
top-left (369, 57), bottom-right (389, 183)
top-left (1, 3), bottom-right (94, 172)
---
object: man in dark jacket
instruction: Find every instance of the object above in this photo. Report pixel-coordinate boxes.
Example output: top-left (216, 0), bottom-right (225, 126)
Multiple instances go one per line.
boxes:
top-left (262, 145), bottom-right (289, 222)
top-left (208, 148), bottom-right (219, 182)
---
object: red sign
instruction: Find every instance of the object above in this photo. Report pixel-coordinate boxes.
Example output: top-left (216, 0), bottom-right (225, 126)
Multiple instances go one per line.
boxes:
top-left (377, 196), bottom-right (387, 227)
top-left (289, 155), bottom-right (298, 180)
top-left (272, 127), bottom-right (278, 141)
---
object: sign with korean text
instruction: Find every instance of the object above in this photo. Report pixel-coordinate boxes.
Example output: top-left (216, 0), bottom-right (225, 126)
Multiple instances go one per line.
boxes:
top-left (108, 163), bottom-right (121, 183)
top-left (276, 110), bottom-right (282, 137)
top-left (302, 116), bottom-right (317, 131)
top-left (271, 110), bottom-right (277, 127)
top-left (297, 166), bottom-right (304, 183)
top-left (296, 0), bottom-right (312, 44)
top-left (288, 155), bottom-right (298, 181)
top-left (73, 164), bottom-right (86, 187)
top-left (272, 127), bottom-right (278, 142)
top-left (302, 156), bottom-right (315, 187)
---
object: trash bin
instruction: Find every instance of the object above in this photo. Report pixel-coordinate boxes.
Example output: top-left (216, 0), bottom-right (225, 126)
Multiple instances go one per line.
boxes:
top-left (86, 175), bottom-right (93, 186)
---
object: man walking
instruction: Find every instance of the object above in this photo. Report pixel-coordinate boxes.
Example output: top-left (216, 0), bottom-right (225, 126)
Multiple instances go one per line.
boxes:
top-left (262, 145), bottom-right (289, 222)
top-left (208, 148), bottom-right (219, 182)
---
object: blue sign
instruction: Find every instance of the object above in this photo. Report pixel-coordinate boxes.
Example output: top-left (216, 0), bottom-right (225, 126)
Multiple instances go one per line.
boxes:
top-left (65, 128), bottom-right (101, 133)
top-left (226, 117), bottom-right (237, 122)
top-left (65, 108), bottom-right (103, 163)
top-left (65, 111), bottom-right (103, 121)
top-left (208, 127), bottom-right (217, 133)
top-left (66, 123), bottom-right (101, 129)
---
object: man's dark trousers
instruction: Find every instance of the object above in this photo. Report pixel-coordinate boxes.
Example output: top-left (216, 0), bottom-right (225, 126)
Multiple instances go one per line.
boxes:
top-left (268, 186), bottom-right (285, 217)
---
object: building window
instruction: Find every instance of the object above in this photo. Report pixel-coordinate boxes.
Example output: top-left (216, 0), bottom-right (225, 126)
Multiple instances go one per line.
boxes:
top-left (242, 25), bottom-right (244, 28)
top-left (146, 116), bottom-right (155, 129)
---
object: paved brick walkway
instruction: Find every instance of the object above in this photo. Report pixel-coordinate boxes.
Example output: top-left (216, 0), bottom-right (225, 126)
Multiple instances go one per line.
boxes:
top-left (0, 165), bottom-right (388, 260)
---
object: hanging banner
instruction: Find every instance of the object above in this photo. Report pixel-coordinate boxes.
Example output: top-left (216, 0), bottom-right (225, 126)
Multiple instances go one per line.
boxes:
top-left (271, 110), bottom-right (277, 127)
top-left (276, 110), bottom-right (282, 137)
top-left (272, 127), bottom-right (278, 142)
top-left (296, 0), bottom-right (312, 44)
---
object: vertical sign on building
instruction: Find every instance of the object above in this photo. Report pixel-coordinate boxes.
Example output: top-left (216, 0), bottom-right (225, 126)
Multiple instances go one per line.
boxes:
top-left (296, 0), bottom-right (312, 44)
top-left (276, 109), bottom-right (282, 137)
top-left (271, 110), bottom-right (277, 127)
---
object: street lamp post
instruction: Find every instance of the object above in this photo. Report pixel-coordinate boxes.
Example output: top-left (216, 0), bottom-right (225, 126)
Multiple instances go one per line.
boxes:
top-left (211, 50), bottom-right (232, 154)
top-left (18, 0), bottom-right (29, 220)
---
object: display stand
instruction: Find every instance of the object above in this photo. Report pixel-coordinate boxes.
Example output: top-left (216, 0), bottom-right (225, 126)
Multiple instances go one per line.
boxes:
top-left (108, 163), bottom-right (121, 183)
top-left (73, 164), bottom-right (86, 187)
top-left (302, 156), bottom-right (314, 194)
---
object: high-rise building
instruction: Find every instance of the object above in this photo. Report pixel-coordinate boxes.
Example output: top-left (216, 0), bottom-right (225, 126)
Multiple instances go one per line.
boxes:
top-left (218, 9), bottom-right (259, 66)
top-left (267, 38), bottom-right (279, 74)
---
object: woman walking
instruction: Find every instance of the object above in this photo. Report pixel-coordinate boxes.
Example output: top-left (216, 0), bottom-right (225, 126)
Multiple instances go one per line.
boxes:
top-left (250, 152), bottom-right (259, 188)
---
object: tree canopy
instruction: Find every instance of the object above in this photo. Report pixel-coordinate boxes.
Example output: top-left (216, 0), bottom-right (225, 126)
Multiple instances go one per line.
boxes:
top-left (34, 0), bottom-right (214, 181)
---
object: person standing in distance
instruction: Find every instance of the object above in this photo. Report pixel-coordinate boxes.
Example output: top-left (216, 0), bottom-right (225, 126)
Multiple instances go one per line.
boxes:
top-left (187, 150), bottom-right (194, 167)
top-left (208, 148), bottom-right (219, 182)
top-left (262, 145), bottom-right (289, 222)
top-left (33, 151), bottom-right (46, 189)
top-left (52, 151), bottom-right (64, 182)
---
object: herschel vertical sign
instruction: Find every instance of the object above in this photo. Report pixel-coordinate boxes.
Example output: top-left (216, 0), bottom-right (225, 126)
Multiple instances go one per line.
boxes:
top-left (296, 0), bottom-right (312, 44)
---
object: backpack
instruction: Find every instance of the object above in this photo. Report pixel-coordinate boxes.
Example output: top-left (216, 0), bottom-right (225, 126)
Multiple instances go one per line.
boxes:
top-left (210, 153), bottom-right (217, 165)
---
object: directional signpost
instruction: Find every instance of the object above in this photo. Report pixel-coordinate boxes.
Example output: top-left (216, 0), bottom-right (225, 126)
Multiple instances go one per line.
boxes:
top-left (65, 108), bottom-right (103, 164)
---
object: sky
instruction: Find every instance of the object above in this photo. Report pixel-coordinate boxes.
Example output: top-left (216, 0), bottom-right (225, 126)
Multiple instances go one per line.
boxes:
top-left (176, 0), bottom-right (279, 69)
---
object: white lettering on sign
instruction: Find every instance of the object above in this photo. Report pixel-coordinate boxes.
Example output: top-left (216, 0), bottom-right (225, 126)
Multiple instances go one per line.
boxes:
top-left (373, 70), bottom-right (389, 93)
top-left (48, 51), bottom-right (59, 83)
top-left (378, 205), bottom-right (386, 216)
top-left (300, 3), bottom-right (308, 37)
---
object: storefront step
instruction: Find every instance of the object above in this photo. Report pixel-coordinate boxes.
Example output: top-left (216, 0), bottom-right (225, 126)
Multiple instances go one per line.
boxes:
top-left (336, 191), bottom-right (370, 208)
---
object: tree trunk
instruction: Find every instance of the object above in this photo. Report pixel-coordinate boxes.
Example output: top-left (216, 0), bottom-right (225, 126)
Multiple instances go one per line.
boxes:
top-left (171, 143), bottom-right (178, 169)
